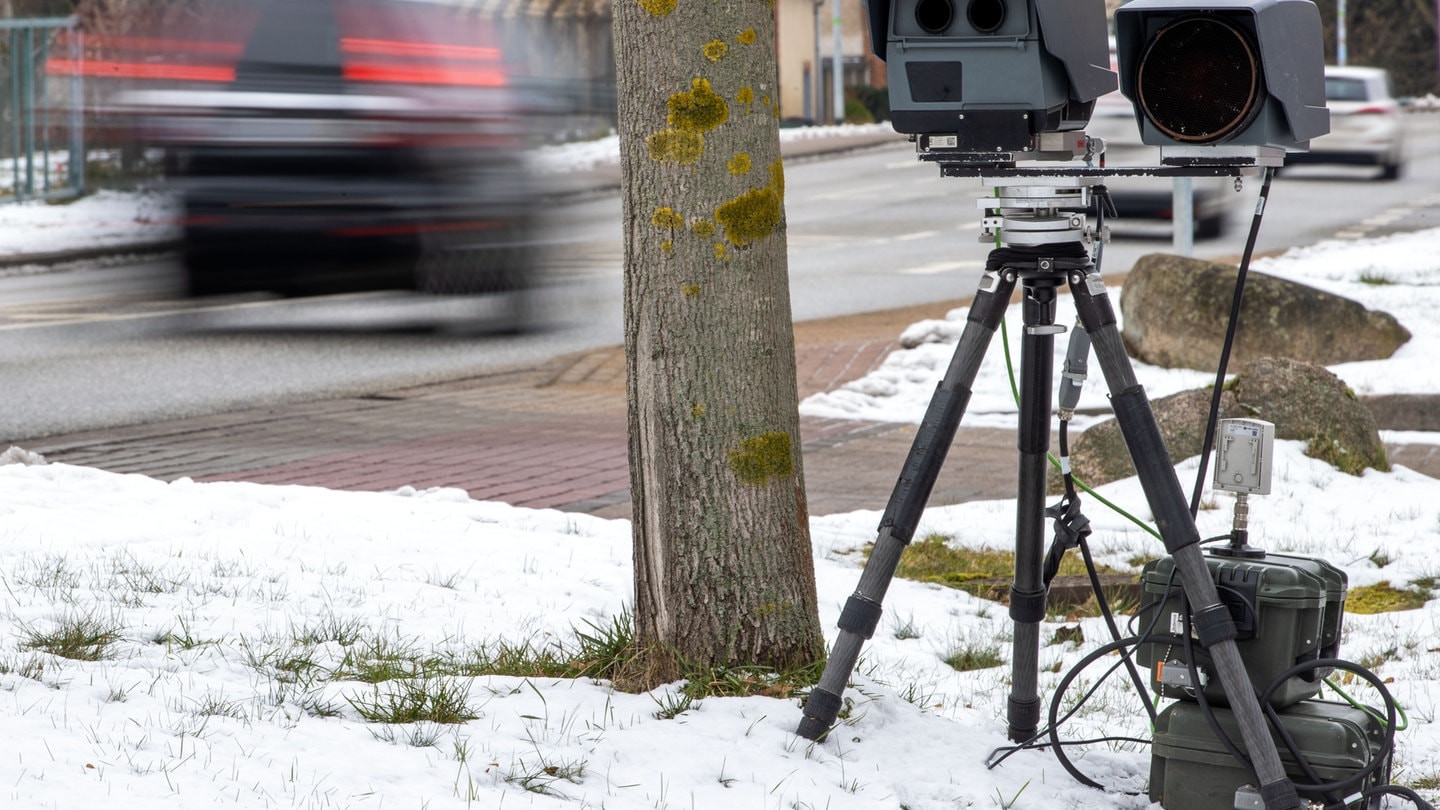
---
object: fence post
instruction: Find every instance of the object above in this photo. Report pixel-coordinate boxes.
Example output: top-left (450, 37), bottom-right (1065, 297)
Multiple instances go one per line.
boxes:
top-left (2, 16), bottom-right (82, 203)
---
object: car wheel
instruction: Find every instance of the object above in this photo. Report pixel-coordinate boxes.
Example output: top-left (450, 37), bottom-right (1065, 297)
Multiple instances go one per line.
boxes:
top-left (417, 242), bottom-right (534, 332)
top-left (1379, 160), bottom-right (1402, 181)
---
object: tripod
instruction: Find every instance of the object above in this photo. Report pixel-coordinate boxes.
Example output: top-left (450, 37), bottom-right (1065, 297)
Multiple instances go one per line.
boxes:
top-left (796, 180), bottom-right (1304, 810)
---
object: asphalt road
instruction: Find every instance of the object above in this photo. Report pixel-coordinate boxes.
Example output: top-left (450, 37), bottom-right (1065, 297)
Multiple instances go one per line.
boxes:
top-left (3, 114), bottom-right (1438, 441)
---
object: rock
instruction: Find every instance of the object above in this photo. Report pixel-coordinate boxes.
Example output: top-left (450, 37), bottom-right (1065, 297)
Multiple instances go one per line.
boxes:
top-left (1120, 254), bottom-right (1410, 371)
top-left (1060, 357), bottom-right (1388, 490)
top-left (1228, 357), bottom-right (1389, 476)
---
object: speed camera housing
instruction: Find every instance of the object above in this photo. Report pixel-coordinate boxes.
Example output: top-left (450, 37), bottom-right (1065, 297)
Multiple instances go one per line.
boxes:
top-left (868, 0), bottom-right (1116, 152)
top-left (1113, 0), bottom-right (1329, 153)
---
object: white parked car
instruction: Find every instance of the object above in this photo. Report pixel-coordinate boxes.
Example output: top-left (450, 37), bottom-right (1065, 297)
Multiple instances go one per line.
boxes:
top-left (1287, 66), bottom-right (1405, 179)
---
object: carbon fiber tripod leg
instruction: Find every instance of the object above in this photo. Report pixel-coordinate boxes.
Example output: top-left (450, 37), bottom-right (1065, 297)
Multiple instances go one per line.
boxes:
top-left (796, 267), bottom-right (1018, 741)
top-left (1067, 270), bottom-right (1301, 810)
top-left (1006, 275), bottom-right (1063, 743)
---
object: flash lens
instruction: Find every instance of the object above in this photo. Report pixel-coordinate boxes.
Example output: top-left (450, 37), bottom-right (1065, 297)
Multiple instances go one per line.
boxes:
top-left (1136, 16), bottom-right (1262, 143)
top-left (966, 0), bottom-right (1006, 33)
top-left (914, 0), bottom-right (954, 33)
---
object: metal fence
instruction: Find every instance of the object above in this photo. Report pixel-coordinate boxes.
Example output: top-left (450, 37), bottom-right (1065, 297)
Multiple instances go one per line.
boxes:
top-left (2, 16), bottom-right (84, 203)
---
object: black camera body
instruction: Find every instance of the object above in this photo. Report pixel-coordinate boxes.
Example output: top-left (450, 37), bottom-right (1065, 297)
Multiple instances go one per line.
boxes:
top-left (1114, 0), bottom-right (1329, 153)
top-left (867, 0), bottom-right (1115, 153)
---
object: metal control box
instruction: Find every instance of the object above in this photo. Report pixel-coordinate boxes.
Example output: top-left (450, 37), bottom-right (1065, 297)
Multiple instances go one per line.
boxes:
top-left (1138, 551), bottom-right (1347, 707)
top-left (1150, 699), bottom-right (1384, 810)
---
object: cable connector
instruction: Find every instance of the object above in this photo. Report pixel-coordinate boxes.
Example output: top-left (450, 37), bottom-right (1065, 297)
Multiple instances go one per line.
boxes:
top-left (1056, 323), bottom-right (1090, 420)
top-left (1155, 659), bottom-right (1205, 689)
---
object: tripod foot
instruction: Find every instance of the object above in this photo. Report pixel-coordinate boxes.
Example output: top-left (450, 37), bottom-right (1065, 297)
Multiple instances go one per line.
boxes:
top-left (1007, 695), bottom-right (1042, 743)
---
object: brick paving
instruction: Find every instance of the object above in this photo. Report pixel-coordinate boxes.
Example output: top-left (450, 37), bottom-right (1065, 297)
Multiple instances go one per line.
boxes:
top-left (21, 293), bottom-right (1440, 520)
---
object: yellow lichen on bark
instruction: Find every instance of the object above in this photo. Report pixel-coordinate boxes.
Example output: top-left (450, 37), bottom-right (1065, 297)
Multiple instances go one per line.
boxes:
top-left (651, 207), bottom-right (685, 229)
top-left (727, 153), bottom-right (751, 175)
top-left (703, 39), bottom-right (728, 62)
top-left (768, 159), bottom-right (784, 198)
top-left (737, 27), bottom-right (757, 44)
top-left (639, 0), bottom-right (677, 16)
top-left (647, 129), bottom-right (704, 164)
top-left (667, 78), bottom-right (728, 132)
top-left (715, 158), bottom-right (785, 248)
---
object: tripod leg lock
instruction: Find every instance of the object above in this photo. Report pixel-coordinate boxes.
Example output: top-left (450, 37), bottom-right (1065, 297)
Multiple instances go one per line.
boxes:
top-left (1192, 602), bottom-right (1240, 647)
top-left (1009, 586), bottom-right (1047, 624)
top-left (837, 594), bottom-right (884, 639)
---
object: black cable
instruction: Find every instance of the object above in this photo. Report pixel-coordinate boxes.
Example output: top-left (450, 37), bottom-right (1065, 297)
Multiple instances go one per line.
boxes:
top-left (1038, 566), bottom-right (1179, 792)
top-left (1045, 635), bottom-right (1153, 791)
top-left (1358, 784), bottom-right (1437, 810)
top-left (1180, 594), bottom-right (1263, 786)
top-left (1078, 535), bottom-right (1157, 726)
top-left (1043, 418), bottom-right (1157, 729)
top-left (1257, 658), bottom-right (1398, 798)
top-left (1188, 167), bottom-right (1275, 518)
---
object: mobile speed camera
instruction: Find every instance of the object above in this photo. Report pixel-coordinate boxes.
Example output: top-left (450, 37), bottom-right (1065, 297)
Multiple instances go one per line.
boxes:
top-left (867, 0), bottom-right (1116, 158)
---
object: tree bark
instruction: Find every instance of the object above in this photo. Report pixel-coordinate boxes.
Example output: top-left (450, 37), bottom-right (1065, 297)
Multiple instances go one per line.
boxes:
top-left (613, 0), bottom-right (823, 684)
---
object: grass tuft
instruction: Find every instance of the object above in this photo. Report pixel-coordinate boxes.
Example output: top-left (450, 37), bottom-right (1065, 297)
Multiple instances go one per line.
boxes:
top-left (943, 641), bottom-right (1004, 672)
top-left (347, 677), bottom-right (480, 724)
top-left (21, 612), bottom-right (124, 661)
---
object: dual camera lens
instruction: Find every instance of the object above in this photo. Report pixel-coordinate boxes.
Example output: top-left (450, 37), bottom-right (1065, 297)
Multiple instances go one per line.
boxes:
top-left (914, 0), bottom-right (1007, 35)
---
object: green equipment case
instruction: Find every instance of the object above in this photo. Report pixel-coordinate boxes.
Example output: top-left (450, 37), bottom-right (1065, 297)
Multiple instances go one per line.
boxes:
top-left (1149, 699), bottom-right (1385, 810)
top-left (1138, 551), bottom-right (1347, 708)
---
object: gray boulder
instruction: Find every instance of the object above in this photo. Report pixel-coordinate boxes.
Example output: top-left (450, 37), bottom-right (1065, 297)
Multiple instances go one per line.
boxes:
top-left (1120, 253), bottom-right (1410, 371)
top-left (1061, 357), bottom-right (1389, 491)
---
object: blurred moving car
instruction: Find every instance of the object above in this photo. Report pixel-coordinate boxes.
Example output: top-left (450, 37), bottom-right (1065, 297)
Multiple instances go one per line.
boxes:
top-left (1285, 66), bottom-right (1405, 180)
top-left (113, 0), bottom-right (539, 316)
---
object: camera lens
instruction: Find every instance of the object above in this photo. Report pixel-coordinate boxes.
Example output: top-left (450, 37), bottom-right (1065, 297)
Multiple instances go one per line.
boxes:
top-left (1136, 16), bottom-right (1262, 143)
top-left (914, 0), bottom-right (954, 34)
top-left (966, 0), bottom-right (1006, 34)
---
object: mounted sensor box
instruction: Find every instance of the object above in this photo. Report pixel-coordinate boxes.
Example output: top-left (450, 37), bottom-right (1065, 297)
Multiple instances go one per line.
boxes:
top-left (867, 0), bottom-right (1116, 151)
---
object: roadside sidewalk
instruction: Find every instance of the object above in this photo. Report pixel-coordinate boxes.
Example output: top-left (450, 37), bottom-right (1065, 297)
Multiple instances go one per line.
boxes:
top-left (21, 298), bottom-right (1019, 520)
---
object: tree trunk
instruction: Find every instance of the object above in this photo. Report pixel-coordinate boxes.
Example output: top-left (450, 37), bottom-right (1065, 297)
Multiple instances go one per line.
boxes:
top-left (613, 0), bottom-right (823, 685)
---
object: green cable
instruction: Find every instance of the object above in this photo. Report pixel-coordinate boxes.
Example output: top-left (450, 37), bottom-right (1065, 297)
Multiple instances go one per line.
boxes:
top-left (1323, 675), bottom-right (1409, 731)
top-left (998, 317), bottom-right (1162, 542)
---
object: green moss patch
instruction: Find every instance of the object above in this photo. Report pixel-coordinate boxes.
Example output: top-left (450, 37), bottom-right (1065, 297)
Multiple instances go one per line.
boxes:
top-left (728, 432), bottom-right (794, 485)
top-left (1347, 581), bottom-right (1431, 614)
top-left (885, 534), bottom-right (1123, 604)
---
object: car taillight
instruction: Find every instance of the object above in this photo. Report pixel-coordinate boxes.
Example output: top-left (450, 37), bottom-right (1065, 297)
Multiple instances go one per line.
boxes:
top-left (340, 38), bottom-right (507, 88)
top-left (1350, 104), bottom-right (1393, 116)
top-left (45, 33), bottom-right (243, 83)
